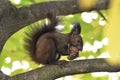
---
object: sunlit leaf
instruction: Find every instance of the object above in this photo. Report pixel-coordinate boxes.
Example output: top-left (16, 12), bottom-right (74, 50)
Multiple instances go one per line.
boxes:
top-left (78, 0), bottom-right (97, 10)
top-left (104, 0), bottom-right (120, 65)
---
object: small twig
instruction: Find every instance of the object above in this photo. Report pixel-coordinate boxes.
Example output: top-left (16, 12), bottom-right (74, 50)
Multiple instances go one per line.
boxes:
top-left (97, 10), bottom-right (107, 21)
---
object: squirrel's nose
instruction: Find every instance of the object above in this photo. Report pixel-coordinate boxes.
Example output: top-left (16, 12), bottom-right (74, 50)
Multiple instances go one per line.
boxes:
top-left (77, 46), bottom-right (83, 51)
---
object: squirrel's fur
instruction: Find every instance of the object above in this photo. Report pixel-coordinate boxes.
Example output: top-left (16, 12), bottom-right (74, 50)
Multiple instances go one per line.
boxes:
top-left (24, 13), bottom-right (83, 64)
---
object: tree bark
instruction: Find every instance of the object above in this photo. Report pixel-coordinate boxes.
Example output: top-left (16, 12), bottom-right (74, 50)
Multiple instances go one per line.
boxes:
top-left (2, 58), bottom-right (120, 80)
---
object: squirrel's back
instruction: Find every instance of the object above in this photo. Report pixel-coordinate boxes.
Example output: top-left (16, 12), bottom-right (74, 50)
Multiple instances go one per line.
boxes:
top-left (24, 13), bottom-right (59, 64)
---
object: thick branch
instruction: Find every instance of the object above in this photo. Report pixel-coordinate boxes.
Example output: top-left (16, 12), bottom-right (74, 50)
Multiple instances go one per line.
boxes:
top-left (0, 0), bottom-right (109, 52)
top-left (3, 58), bottom-right (119, 80)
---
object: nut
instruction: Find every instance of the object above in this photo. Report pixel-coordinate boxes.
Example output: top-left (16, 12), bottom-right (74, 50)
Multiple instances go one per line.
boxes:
top-left (67, 46), bottom-right (79, 60)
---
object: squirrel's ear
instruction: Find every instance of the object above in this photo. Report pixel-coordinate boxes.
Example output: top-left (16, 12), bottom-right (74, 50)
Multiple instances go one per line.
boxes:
top-left (70, 22), bottom-right (81, 34)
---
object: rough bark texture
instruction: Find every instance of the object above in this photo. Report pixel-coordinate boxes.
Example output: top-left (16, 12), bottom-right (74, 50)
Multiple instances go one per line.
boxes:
top-left (0, 0), bottom-right (114, 80)
top-left (3, 59), bottom-right (120, 80)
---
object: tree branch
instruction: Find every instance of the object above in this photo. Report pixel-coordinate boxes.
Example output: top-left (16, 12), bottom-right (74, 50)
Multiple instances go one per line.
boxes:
top-left (4, 58), bottom-right (119, 80)
top-left (0, 0), bottom-right (109, 52)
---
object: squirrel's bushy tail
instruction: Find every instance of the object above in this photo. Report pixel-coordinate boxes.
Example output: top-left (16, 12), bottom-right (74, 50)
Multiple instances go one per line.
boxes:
top-left (24, 13), bottom-right (58, 63)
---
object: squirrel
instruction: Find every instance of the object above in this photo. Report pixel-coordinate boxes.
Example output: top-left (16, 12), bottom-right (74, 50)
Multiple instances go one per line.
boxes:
top-left (24, 13), bottom-right (83, 65)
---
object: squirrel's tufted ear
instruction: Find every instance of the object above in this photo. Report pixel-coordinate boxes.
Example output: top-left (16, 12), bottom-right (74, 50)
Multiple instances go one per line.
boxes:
top-left (70, 22), bottom-right (81, 34)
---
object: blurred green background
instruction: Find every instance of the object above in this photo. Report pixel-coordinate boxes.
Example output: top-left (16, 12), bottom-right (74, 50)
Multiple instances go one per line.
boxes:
top-left (1, 0), bottom-right (120, 80)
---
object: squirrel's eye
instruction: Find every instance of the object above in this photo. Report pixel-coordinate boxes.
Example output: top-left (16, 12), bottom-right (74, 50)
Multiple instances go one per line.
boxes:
top-left (77, 40), bottom-right (80, 43)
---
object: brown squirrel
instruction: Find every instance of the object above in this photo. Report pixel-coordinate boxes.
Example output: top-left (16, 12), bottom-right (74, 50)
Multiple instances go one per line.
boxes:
top-left (24, 13), bottom-right (83, 65)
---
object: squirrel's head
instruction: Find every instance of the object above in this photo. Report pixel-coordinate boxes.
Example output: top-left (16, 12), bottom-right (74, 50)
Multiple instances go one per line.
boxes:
top-left (69, 22), bottom-right (83, 51)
